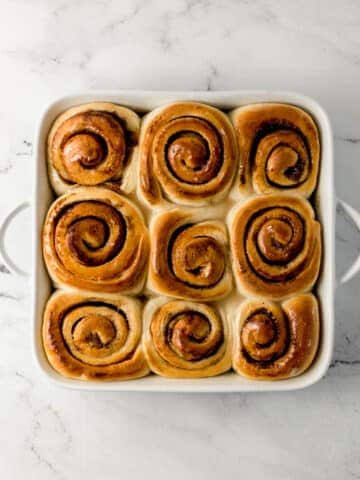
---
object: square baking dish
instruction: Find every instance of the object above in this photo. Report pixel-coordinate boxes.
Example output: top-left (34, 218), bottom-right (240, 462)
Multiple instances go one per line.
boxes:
top-left (31, 90), bottom-right (335, 392)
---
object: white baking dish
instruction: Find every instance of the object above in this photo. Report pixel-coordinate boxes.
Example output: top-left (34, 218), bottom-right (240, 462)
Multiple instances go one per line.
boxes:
top-left (2, 90), bottom-right (360, 392)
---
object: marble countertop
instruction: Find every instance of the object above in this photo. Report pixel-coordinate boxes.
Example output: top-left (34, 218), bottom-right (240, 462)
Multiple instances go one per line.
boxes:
top-left (1, 1), bottom-right (360, 478)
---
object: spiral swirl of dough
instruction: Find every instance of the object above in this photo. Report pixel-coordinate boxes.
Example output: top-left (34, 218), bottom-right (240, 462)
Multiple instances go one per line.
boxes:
top-left (42, 186), bottom-right (149, 294)
top-left (229, 194), bottom-right (321, 299)
top-left (43, 291), bottom-right (149, 381)
top-left (143, 297), bottom-right (231, 378)
top-left (229, 103), bottom-right (320, 197)
top-left (233, 294), bottom-right (320, 380)
top-left (139, 102), bottom-right (237, 207)
top-left (48, 102), bottom-right (140, 195)
top-left (148, 209), bottom-right (233, 301)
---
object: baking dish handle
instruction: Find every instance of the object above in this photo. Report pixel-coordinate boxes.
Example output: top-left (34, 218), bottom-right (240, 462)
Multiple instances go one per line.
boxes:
top-left (337, 198), bottom-right (360, 284)
top-left (0, 202), bottom-right (30, 277)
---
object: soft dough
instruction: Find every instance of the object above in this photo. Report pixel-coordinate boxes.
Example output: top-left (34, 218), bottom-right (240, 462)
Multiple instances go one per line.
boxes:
top-left (233, 293), bottom-right (320, 380)
top-left (143, 297), bottom-right (232, 378)
top-left (42, 185), bottom-right (149, 295)
top-left (148, 208), bottom-right (233, 301)
top-left (229, 103), bottom-right (320, 197)
top-left (47, 102), bottom-right (140, 195)
top-left (43, 290), bottom-right (149, 381)
top-left (138, 101), bottom-right (238, 208)
top-left (228, 193), bottom-right (321, 300)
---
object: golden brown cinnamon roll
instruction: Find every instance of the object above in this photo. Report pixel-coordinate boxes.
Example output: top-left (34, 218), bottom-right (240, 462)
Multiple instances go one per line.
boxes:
top-left (229, 194), bottom-right (321, 299)
top-left (229, 103), bottom-right (320, 197)
top-left (138, 102), bottom-right (238, 207)
top-left (148, 209), bottom-right (233, 301)
top-left (43, 291), bottom-right (149, 381)
top-left (48, 102), bottom-right (140, 195)
top-left (143, 297), bottom-right (231, 378)
top-left (42, 186), bottom-right (149, 294)
top-left (233, 294), bottom-right (320, 380)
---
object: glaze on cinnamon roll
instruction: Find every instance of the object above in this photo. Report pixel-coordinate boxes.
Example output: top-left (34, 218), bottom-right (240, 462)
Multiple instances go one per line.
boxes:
top-left (48, 102), bottom-right (140, 195)
top-left (43, 291), bottom-right (149, 381)
top-left (229, 103), bottom-right (320, 197)
top-left (148, 209), bottom-right (233, 301)
top-left (143, 297), bottom-right (231, 378)
top-left (233, 294), bottom-right (320, 380)
top-left (229, 194), bottom-right (321, 299)
top-left (42, 186), bottom-right (149, 294)
top-left (138, 102), bottom-right (238, 207)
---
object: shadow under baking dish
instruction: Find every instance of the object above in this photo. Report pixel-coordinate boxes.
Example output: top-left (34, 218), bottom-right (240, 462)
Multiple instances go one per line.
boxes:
top-left (31, 90), bottom-right (335, 392)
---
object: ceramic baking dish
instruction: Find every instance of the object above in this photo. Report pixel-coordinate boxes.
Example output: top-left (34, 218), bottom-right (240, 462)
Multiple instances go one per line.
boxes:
top-left (2, 90), bottom-right (360, 392)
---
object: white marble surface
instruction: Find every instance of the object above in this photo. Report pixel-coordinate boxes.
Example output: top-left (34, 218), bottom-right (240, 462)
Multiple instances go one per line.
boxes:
top-left (0, 0), bottom-right (360, 478)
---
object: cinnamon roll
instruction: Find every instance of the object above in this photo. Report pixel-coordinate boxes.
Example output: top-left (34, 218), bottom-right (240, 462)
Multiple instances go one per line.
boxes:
top-left (48, 102), bottom-right (140, 195)
top-left (230, 103), bottom-right (320, 197)
top-left (229, 194), bottom-right (321, 299)
top-left (138, 102), bottom-right (238, 207)
top-left (233, 294), bottom-right (320, 380)
top-left (42, 186), bottom-right (149, 294)
top-left (43, 291), bottom-right (149, 381)
top-left (143, 297), bottom-right (231, 378)
top-left (148, 209), bottom-right (233, 301)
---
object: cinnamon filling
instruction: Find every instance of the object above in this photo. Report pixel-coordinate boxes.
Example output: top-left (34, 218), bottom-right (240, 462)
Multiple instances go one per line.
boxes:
top-left (167, 132), bottom-right (209, 172)
top-left (166, 311), bottom-right (223, 361)
top-left (251, 125), bottom-right (311, 188)
top-left (244, 207), bottom-right (307, 282)
top-left (63, 133), bottom-right (107, 169)
top-left (55, 201), bottom-right (127, 267)
top-left (241, 308), bottom-right (288, 364)
top-left (266, 145), bottom-right (304, 184)
top-left (169, 225), bottom-right (225, 288)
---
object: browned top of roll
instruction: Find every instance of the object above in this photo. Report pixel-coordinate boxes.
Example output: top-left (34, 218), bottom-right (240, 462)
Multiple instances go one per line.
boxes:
top-left (143, 298), bottom-right (231, 378)
top-left (47, 102), bottom-right (140, 195)
top-left (42, 186), bottom-right (149, 294)
top-left (230, 103), bottom-right (320, 197)
top-left (229, 194), bottom-right (321, 299)
top-left (148, 209), bottom-right (233, 301)
top-left (139, 102), bottom-right (238, 206)
top-left (233, 294), bottom-right (320, 380)
top-left (43, 291), bottom-right (149, 381)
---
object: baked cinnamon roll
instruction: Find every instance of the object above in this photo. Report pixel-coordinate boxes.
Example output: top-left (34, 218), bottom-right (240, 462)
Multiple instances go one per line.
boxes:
top-left (148, 209), bottom-right (233, 301)
top-left (143, 297), bottom-right (231, 378)
top-left (43, 291), bottom-right (149, 381)
top-left (138, 102), bottom-right (237, 207)
top-left (229, 103), bottom-right (320, 197)
top-left (42, 186), bottom-right (149, 294)
top-left (233, 294), bottom-right (320, 380)
top-left (229, 194), bottom-right (321, 299)
top-left (48, 102), bottom-right (140, 195)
